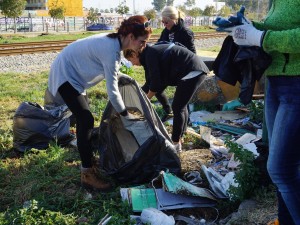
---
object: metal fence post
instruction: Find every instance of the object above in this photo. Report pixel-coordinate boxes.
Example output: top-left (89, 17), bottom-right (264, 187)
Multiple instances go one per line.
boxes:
top-left (42, 17), bottom-right (44, 31)
top-left (64, 17), bottom-right (66, 31)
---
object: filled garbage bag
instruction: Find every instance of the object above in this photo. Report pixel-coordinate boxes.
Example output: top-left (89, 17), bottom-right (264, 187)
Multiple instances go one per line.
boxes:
top-left (13, 102), bottom-right (74, 152)
top-left (96, 74), bottom-right (181, 184)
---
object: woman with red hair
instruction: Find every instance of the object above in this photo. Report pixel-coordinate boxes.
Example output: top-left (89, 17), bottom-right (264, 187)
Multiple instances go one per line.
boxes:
top-left (48, 15), bottom-right (152, 191)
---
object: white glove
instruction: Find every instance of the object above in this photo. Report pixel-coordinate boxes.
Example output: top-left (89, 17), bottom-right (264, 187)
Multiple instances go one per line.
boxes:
top-left (231, 24), bottom-right (265, 47)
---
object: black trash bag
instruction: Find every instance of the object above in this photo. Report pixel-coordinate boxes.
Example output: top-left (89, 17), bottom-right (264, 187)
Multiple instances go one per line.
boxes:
top-left (13, 102), bottom-right (74, 152)
top-left (96, 74), bottom-right (181, 185)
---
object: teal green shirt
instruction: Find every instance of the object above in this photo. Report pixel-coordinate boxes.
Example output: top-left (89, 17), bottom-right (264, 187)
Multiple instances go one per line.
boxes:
top-left (253, 0), bottom-right (300, 76)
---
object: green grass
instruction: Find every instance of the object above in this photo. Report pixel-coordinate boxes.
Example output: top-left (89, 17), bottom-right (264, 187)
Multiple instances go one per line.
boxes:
top-left (0, 31), bottom-right (277, 224)
top-left (0, 32), bottom-right (99, 44)
top-left (0, 63), bottom-right (178, 224)
top-left (0, 26), bottom-right (213, 44)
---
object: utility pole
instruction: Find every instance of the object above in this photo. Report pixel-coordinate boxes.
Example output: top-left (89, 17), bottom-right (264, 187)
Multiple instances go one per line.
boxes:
top-left (133, 0), bottom-right (136, 15)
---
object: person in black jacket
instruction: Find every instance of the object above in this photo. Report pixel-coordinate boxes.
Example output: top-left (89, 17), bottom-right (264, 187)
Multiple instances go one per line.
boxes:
top-left (156, 6), bottom-right (197, 122)
top-left (124, 44), bottom-right (208, 152)
top-left (159, 6), bottom-right (196, 54)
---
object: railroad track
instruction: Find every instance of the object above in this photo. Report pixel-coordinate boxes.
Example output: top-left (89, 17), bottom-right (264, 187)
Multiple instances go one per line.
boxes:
top-left (0, 32), bottom-right (227, 56)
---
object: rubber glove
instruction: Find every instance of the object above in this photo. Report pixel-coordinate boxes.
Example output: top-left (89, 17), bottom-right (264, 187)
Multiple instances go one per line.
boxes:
top-left (231, 24), bottom-right (265, 47)
top-left (222, 99), bottom-right (242, 111)
top-left (213, 6), bottom-right (250, 32)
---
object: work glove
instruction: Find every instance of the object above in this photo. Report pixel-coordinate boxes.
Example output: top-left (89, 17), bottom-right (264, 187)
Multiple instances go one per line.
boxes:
top-left (231, 24), bottom-right (265, 47)
top-left (222, 99), bottom-right (242, 111)
top-left (213, 6), bottom-right (250, 32)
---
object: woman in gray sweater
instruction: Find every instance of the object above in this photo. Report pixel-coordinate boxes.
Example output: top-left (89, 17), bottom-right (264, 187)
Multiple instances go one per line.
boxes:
top-left (48, 15), bottom-right (152, 191)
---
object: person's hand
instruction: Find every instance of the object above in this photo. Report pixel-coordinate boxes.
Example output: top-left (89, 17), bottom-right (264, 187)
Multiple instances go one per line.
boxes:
top-left (231, 24), bottom-right (265, 47)
top-left (121, 112), bottom-right (141, 121)
top-left (222, 99), bottom-right (242, 111)
top-left (146, 90), bottom-right (156, 100)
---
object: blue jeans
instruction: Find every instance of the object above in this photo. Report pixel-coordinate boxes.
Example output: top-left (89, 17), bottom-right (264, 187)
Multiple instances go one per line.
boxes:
top-left (265, 76), bottom-right (300, 225)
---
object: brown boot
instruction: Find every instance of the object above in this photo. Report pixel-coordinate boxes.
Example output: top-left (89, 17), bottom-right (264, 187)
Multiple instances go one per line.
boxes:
top-left (81, 168), bottom-right (112, 191)
top-left (267, 219), bottom-right (279, 225)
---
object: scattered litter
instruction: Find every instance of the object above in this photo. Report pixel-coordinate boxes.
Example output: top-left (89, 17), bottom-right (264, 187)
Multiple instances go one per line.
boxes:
top-left (184, 171), bottom-right (203, 185)
top-left (161, 171), bottom-right (216, 201)
top-left (209, 123), bottom-right (256, 135)
top-left (97, 214), bottom-right (111, 225)
top-left (201, 165), bottom-right (237, 198)
top-left (141, 208), bottom-right (175, 225)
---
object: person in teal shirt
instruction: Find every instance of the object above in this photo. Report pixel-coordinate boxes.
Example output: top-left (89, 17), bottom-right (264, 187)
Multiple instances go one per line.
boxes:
top-left (226, 1), bottom-right (300, 224)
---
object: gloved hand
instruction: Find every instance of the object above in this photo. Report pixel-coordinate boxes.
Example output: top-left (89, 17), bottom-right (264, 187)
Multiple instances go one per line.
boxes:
top-left (222, 99), bottom-right (242, 111)
top-left (213, 6), bottom-right (250, 32)
top-left (231, 24), bottom-right (265, 47)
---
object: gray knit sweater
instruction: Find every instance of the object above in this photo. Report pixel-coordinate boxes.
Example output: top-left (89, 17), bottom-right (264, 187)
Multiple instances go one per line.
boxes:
top-left (48, 33), bottom-right (126, 113)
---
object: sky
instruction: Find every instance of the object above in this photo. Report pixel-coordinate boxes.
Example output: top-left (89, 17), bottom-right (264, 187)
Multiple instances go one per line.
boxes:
top-left (82, 0), bottom-right (217, 14)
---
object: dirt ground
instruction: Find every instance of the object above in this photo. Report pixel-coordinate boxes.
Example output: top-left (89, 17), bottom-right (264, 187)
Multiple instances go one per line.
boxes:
top-left (174, 146), bottom-right (277, 225)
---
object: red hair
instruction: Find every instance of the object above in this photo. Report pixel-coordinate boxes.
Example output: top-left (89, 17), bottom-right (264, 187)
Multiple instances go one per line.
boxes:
top-left (108, 15), bottom-right (152, 38)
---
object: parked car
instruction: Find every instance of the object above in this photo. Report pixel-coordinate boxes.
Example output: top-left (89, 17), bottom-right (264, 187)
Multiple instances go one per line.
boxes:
top-left (86, 23), bottom-right (113, 31)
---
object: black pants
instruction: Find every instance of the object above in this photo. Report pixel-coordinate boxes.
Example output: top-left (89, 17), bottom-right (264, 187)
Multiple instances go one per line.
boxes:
top-left (141, 84), bottom-right (172, 114)
top-left (58, 82), bottom-right (94, 168)
top-left (171, 74), bottom-right (205, 142)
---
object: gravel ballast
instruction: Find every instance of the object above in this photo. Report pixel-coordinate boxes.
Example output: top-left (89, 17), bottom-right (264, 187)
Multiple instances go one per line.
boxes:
top-left (0, 37), bottom-right (225, 74)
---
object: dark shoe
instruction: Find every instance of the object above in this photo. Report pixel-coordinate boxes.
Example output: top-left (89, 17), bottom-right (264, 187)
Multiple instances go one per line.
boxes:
top-left (81, 168), bottom-right (112, 192)
top-left (161, 113), bottom-right (174, 122)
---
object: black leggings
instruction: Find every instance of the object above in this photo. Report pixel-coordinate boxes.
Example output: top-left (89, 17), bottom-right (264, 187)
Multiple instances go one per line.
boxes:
top-left (141, 84), bottom-right (172, 114)
top-left (58, 82), bottom-right (94, 168)
top-left (171, 74), bottom-right (206, 142)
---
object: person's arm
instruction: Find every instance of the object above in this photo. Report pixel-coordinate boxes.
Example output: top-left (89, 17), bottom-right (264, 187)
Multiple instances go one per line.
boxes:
top-left (230, 24), bottom-right (300, 53)
top-left (262, 28), bottom-right (300, 54)
top-left (147, 90), bottom-right (156, 99)
top-left (102, 52), bottom-right (126, 114)
top-left (158, 29), bottom-right (167, 42)
top-left (182, 28), bottom-right (196, 53)
top-left (145, 48), bottom-right (165, 94)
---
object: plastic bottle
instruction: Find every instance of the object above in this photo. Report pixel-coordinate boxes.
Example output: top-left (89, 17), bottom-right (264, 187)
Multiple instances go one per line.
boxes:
top-left (140, 208), bottom-right (175, 225)
top-left (199, 218), bottom-right (206, 225)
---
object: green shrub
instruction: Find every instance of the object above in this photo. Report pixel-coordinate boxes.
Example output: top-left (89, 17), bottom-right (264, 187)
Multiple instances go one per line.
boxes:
top-left (0, 200), bottom-right (76, 225)
top-left (225, 139), bottom-right (260, 202)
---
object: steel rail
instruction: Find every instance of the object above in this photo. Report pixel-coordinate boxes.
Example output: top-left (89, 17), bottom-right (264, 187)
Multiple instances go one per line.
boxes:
top-left (0, 32), bottom-right (226, 56)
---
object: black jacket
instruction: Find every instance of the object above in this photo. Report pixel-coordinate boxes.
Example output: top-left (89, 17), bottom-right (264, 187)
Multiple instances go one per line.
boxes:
top-left (158, 18), bottom-right (196, 54)
top-left (212, 36), bottom-right (272, 105)
top-left (140, 44), bottom-right (209, 92)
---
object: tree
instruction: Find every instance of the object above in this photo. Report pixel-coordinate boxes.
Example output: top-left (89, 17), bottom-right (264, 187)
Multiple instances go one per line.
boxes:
top-left (224, 0), bottom-right (269, 15)
top-left (144, 9), bottom-right (156, 20)
top-left (86, 7), bottom-right (99, 24)
top-left (48, 0), bottom-right (65, 20)
top-left (0, 0), bottom-right (26, 33)
top-left (152, 0), bottom-right (166, 12)
top-left (203, 5), bottom-right (215, 25)
top-left (166, 0), bottom-right (174, 6)
top-left (115, 1), bottom-right (129, 16)
top-left (184, 0), bottom-right (195, 8)
top-left (110, 8), bottom-right (114, 13)
top-left (187, 7), bottom-right (202, 20)
top-left (203, 5), bottom-right (215, 17)
top-left (218, 5), bottom-right (231, 17)
top-left (177, 5), bottom-right (187, 15)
